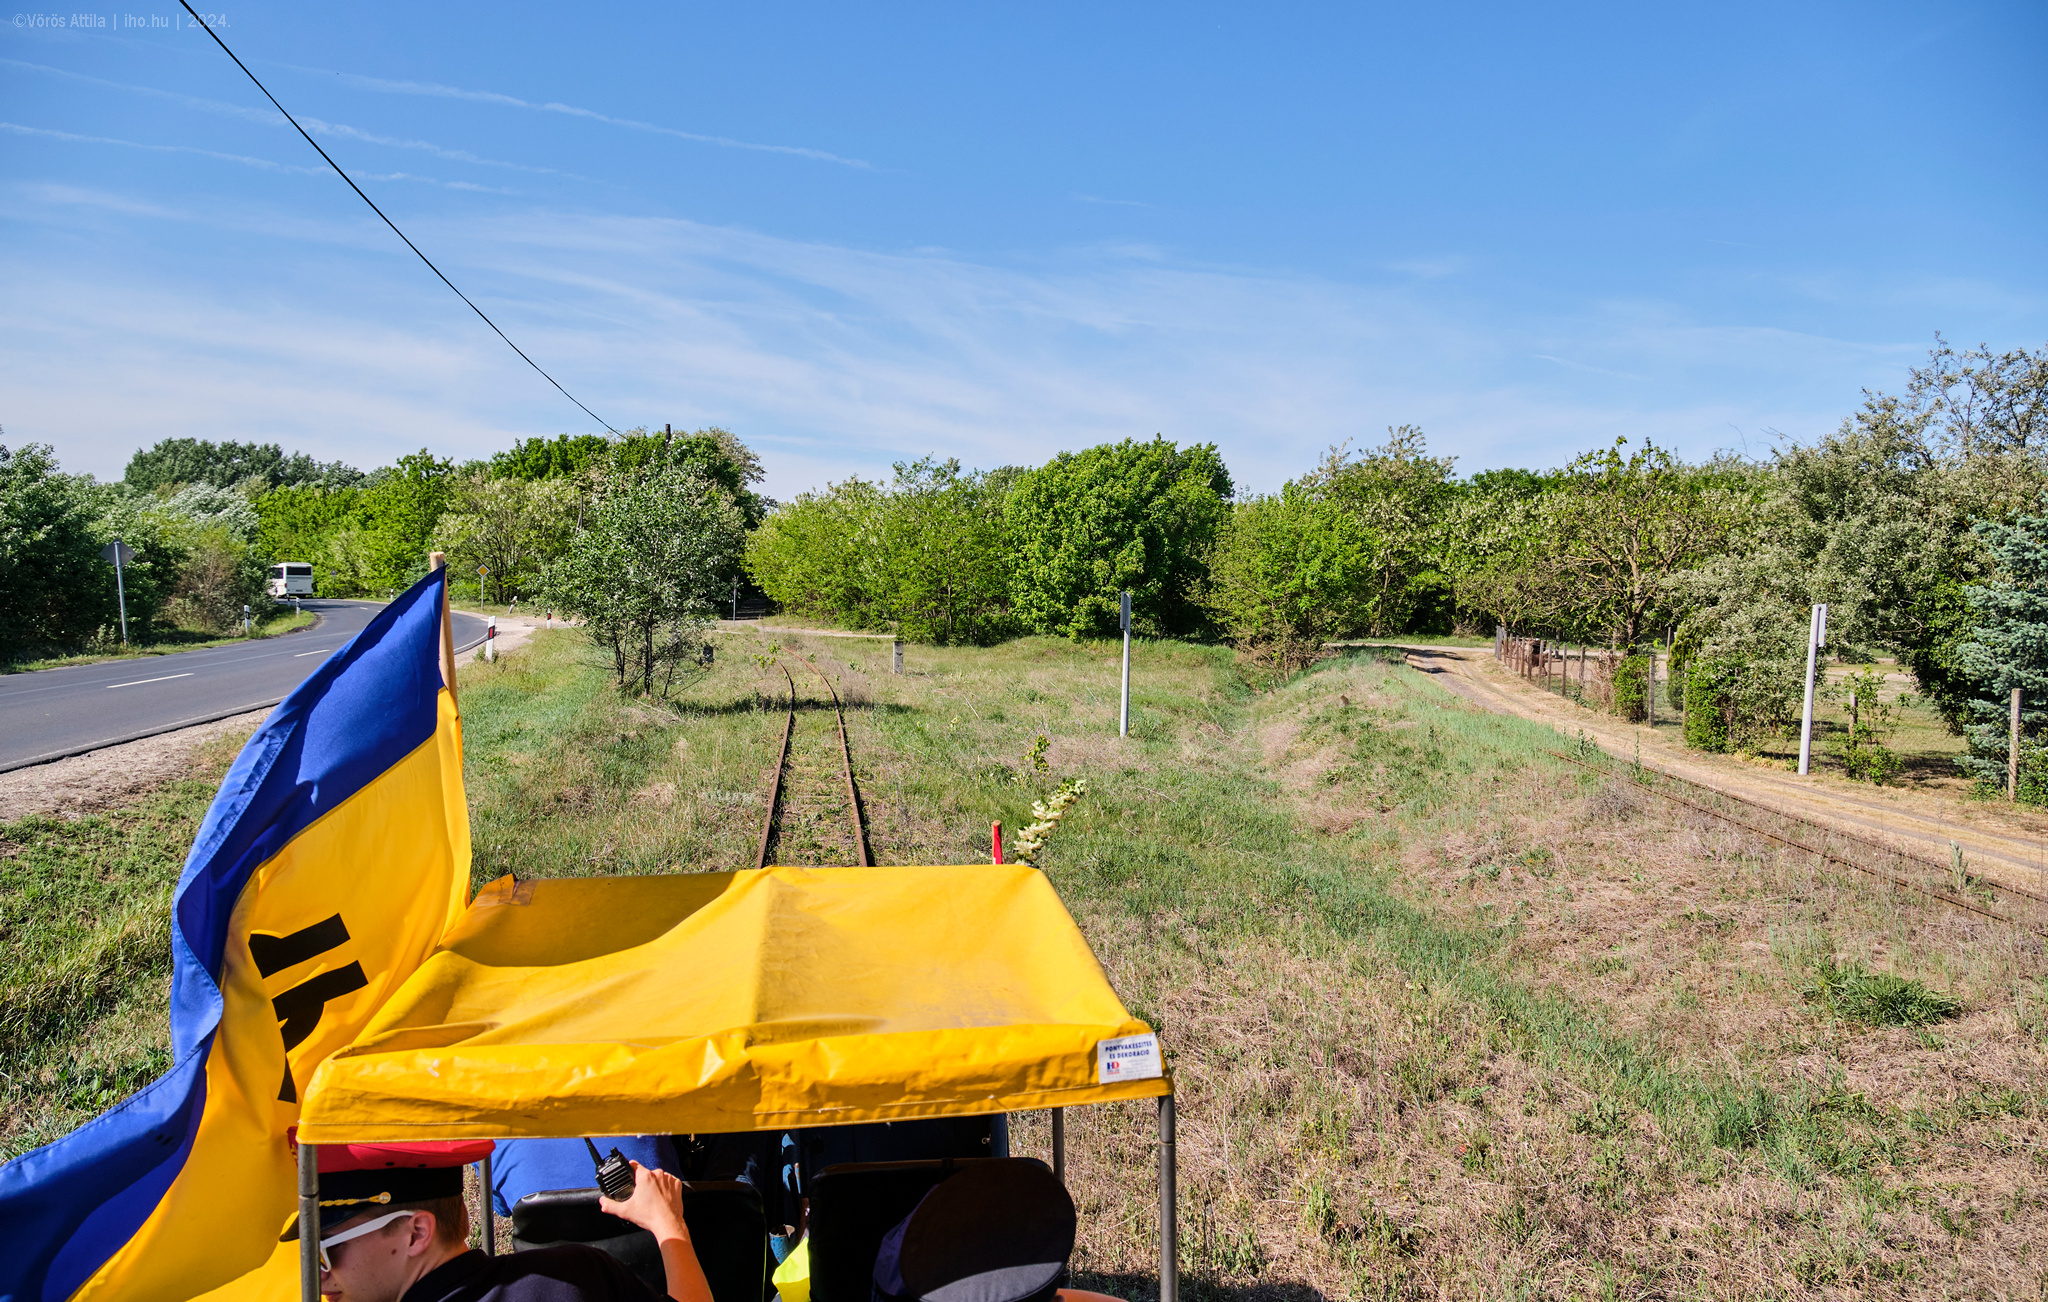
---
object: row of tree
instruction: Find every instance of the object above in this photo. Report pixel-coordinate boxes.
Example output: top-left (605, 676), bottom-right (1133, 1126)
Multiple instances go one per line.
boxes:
top-left (9, 335), bottom-right (2043, 789)
top-left (745, 439), bottom-right (1231, 644)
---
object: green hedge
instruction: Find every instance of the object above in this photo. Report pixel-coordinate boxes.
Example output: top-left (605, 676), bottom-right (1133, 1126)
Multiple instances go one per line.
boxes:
top-left (1611, 653), bottom-right (1650, 723)
top-left (1682, 658), bottom-right (1733, 752)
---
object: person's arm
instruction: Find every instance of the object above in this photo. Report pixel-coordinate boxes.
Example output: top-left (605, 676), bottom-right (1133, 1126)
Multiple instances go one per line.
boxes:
top-left (602, 1160), bottom-right (714, 1302)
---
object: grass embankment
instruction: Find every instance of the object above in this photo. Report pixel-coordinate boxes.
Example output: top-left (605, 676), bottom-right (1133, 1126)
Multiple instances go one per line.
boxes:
top-left (8, 628), bottom-right (2046, 1298)
top-left (2, 606), bottom-right (318, 674)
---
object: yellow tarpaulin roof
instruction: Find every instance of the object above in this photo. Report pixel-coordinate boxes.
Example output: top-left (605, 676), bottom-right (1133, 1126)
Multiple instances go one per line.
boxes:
top-left (297, 864), bottom-right (1168, 1142)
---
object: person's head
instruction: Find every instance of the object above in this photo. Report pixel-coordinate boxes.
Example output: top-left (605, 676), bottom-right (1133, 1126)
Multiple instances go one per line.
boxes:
top-left (281, 1138), bottom-right (496, 1302)
top-left (316, 1196), bottom-right (467, 1302)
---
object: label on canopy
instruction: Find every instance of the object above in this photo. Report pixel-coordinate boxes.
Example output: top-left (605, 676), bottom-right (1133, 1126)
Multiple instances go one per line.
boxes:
top-left (1096, 1033), bottom-right (1163, 1084)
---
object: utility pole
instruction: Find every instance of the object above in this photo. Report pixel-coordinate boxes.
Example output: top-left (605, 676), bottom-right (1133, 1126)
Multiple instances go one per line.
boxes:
top-left (1797, 603), bottom-right (1828, 776)
top-left (1119, 591), bottom-right (1132, 738)
top-left (100, 539), bottom-right (133, 645)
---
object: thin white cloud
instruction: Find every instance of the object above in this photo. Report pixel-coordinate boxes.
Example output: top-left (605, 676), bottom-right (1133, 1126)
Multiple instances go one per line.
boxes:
top-left (0, 121), bottom-right (323, 174)
top-left (1, 58), bottom-right (581, 178)
top-left (297, 66), bottom-right (875, 170)
top-left (1531, 353), bottom-right (1649, 382)
top-left (1, 185), bottom-right (1940, 493)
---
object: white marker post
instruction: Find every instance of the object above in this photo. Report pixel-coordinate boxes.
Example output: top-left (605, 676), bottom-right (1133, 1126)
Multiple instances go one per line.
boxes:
top-left (1797, 602), bottom-right (1828, 776)
top-left (486, 615), bottom-right (497, 662)
top-left (1119, 591), bottom-right (1133, 738)
top-left (100, 539), bottom-right (134, 646)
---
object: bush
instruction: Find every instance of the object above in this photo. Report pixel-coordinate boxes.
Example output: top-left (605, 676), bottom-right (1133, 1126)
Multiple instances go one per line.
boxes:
top-left (167, 529), bottom-right (267, 633)
top-left (541, 464), bottom-right (745, 696)
top-left (1682, 657), bottom-right (1734, 752)
top-left (1611, 653), bottom-right (1650, 722)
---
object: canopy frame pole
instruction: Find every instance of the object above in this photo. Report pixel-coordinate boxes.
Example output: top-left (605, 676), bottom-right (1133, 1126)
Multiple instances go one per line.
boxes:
top-left (1158, 1091), bottom-right (1178, 1302)
top-left (1051, 1107), bottom-right (1065, 1181)
top-left (481, 1152), bottom-right (496, 1255)
top-left (298, 1140), bottom-right (320, 1302)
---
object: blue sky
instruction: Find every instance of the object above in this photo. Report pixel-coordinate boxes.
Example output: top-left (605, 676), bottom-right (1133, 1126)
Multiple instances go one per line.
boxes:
top-left (3, 1), bottom-right (2043, 499)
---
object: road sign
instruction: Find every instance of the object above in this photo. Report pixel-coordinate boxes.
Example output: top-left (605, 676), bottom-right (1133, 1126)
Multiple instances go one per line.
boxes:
top-left (100, 541), bottom-right (135, 566)
top-left (478, 565), bottom-right (490, 576)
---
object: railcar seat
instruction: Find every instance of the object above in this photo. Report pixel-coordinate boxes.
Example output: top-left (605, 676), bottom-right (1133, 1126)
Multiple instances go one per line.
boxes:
top-left (805, 1157), bottom-right (1052, 1302)
top-left (510, 1180), bottom-right (767, 1302)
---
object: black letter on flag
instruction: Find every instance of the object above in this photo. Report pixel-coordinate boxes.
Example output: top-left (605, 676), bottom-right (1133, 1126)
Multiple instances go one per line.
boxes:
top-left (255, 917), bottom-right (368, 1102)
top-left (250, 914), bottom-right (352, 977)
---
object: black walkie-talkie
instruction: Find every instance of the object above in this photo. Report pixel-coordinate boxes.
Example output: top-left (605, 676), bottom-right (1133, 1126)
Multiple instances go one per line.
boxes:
top-left (586, 1138), bottom-right (635, 1202)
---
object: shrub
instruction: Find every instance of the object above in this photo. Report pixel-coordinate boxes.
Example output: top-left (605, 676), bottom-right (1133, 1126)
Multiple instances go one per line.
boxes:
top-left (540, 464), bottom-right (745, 696)
top-left (1826, 667), bottom-right (1903, 784)
top-left (1680, 658), bottom-right (1734, 752)
top-left (1611, 653), bottom-right (1650, 722)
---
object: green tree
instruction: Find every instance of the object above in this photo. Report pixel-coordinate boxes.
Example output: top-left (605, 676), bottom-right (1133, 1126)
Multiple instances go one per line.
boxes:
top-left (433, 474), bottom-right (577, 603)
top-left (123, 438), bottom-right (359, 493)
top-left (1545, 438), bottom-right (1739, 646)
top-left (352, 450), bottom-right (456, 592)
top-left (746, 477), bottom-right (886, 626)
top-left (540, 464), bottom-right (747, 695)
top-left (1295, 426), bottom-right (1459, 635)
top-left (1955, 502), bottom-right (2048, 793)
top-left (0, 444), bottom-right (111, 654)
top-left (1204, 484), bottom-right (1382, 669)
top-left (490, 433), bottom-right (614, 481)
top-left (252, 483), bottom-right (364, 591)
top-left (869, 458), bottom-right (1013, 644)
top-left (1005, 436), bottom-right (1233, 639)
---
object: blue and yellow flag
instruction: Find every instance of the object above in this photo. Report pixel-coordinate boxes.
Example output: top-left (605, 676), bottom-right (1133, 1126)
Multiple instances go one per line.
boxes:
top-left (0, 568), bottom-right (471, 1302)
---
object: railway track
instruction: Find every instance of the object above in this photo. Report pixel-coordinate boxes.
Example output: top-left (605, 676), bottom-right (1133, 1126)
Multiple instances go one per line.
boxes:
top-left (754, 655), bottom-right (871, 869)
top-left (1547, 745), bottom-right (2048, 939)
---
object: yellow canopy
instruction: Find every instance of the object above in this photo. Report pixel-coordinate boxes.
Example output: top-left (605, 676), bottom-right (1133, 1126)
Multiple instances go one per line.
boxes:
top-left (296, 864), bottom-right (1167, 1142)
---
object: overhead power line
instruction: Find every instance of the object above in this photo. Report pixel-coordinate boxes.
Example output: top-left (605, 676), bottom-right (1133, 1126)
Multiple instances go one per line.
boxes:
top-left (172, 0), bottom-right (616, 433)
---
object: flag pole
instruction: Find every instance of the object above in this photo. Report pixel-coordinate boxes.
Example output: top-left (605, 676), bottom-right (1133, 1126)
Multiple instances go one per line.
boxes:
top-left (429, 552), bottom-right (458, 707)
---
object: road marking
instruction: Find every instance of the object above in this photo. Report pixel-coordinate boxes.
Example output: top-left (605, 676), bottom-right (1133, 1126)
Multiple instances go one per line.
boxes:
top-left (106, 672), bottom-right (195, 689)
top-left (294, 648), bottom-right (333, 657)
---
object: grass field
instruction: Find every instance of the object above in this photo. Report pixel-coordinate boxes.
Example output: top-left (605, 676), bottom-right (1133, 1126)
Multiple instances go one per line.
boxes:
top-left (5, 629), bottom-right (2045, 1299)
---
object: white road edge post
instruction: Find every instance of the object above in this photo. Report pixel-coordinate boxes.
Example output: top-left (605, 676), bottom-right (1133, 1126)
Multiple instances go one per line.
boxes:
top-left (1797, 602), bottom-right (1828, 776)
top-left (1119, 591), bottom-right (1133, 738)
top-left (486, 615), bottom-right (497, 662)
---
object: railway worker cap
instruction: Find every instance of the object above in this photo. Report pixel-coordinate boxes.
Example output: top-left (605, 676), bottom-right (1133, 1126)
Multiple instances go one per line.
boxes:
top-left (279, 1137), bottom-right (496, 1241)
top-left (873, 1161), bottom-right (1077, 1302)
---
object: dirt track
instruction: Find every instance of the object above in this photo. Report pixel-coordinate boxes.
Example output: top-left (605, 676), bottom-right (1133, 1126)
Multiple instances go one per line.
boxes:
top-left (1389, 642), bottom-right (2048, 896)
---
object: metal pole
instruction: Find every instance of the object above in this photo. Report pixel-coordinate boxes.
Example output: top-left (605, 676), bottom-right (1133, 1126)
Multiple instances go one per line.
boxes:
top-left (2011, 687), bottom-right (2023, 801)
top-left (112, 545), bottom-right (129, 646)
top-left (481, 1153), bottom-right (496, 1255)
top-left (1051, 1107), bottom-right (1065, 1182)
top-left (1797, 604), bottom-right (1821, 776)
top-left (1119, 591), bottom-right (1132, 738)
top-left (1157, 1093), bottom-right (1177, 1302)
top-left (893, 639), bottom-right (904, 675)
top-left (298, 1140), bottom-right (320, 1302)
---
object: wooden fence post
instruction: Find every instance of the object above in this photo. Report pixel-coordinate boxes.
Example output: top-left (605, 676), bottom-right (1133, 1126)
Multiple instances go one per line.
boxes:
top-left (2011, 686), bottom-right (2023, 801)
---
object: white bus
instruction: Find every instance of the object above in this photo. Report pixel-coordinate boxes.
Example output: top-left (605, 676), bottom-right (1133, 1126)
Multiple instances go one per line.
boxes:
top-left (267, 562), bottom-right (315, 598)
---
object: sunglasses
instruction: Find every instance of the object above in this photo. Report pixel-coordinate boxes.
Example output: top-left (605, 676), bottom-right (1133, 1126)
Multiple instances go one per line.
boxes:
top-left (317, 1210), bottom-right (418, 1272)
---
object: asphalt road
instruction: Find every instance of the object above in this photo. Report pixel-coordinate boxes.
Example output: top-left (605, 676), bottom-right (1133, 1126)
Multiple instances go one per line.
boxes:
top-left (0, 601), bottom-right (488, 773)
